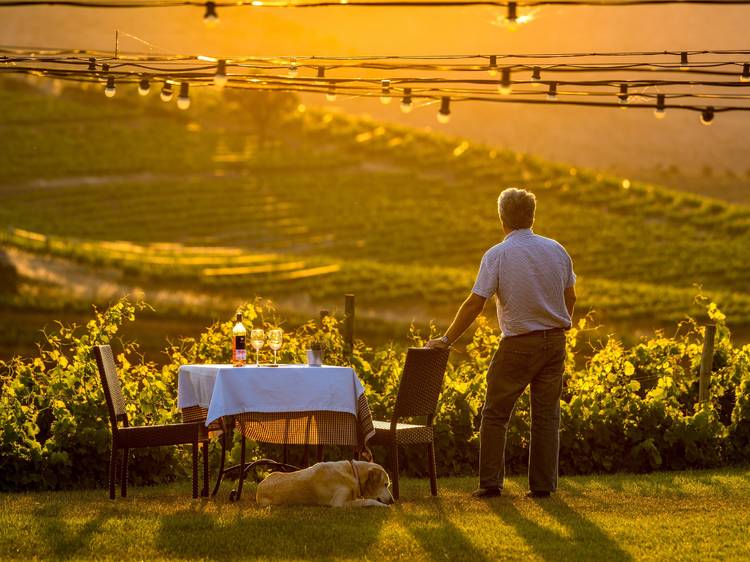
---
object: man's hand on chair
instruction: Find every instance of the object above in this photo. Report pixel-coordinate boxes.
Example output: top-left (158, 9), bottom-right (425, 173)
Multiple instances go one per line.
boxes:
top-left (426, 335), bottom-right (451, 349)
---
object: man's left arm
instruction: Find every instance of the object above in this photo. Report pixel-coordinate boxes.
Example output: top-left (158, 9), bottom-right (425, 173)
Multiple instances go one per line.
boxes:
top-left (426, 292), bottom-right (487, 349)
top-left (564, 285), bottom-right (576, 318)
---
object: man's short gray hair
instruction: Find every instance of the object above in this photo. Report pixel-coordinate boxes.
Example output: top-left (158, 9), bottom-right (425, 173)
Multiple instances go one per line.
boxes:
top-left (497, 188), bottom-right (536, 230)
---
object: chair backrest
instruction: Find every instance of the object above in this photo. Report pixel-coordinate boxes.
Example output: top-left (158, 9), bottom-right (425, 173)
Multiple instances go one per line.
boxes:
top-left (392, 347), bottom-right (450, 421)
top-left (93, 344), bottom-right (127, 430)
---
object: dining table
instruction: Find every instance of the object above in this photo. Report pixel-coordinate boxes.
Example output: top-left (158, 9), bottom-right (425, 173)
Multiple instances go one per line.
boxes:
top-left (177, 363), bottom-right (375, 501)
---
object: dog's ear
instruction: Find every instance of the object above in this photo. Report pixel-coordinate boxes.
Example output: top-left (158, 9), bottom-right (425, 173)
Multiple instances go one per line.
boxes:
top-left (363, 466), bottom-right (386, 497)
top-left (363, 467), bottom-right (380, 496)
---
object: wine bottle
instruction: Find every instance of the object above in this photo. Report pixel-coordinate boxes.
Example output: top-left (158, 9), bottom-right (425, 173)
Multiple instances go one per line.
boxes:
top-left (232, 312), bottom-right (247, 367)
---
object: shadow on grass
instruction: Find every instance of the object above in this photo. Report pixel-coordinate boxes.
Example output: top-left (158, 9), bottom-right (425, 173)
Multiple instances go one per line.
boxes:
top-left (489, 497), bottom-right (633, 562)
top-left (564, 468), bottom-right (747, 497)
top-left (33, 503), bottom-right (115, 560)
top-left (155, 502), bottom-right (389, 560)
top-left (396, 498), bottom-right (490, 562)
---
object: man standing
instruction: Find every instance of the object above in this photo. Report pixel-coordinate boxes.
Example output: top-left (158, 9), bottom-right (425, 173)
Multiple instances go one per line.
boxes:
top-left (427, 187), bottom-right (576, 499)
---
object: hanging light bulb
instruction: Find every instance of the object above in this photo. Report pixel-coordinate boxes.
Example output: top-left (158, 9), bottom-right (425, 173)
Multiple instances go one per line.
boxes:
top-left (506, 1), bottom-right (518, 26)
top-left (203, 1), bottom-right (219, 26)
top-left (160, 82), bottom-right (174, 102)
top-left (380, 79), bottom-right (392, 104)
top-left (498, 67), bottom-right (512, 95)
top-left (104, 75), bottom-right (116, 98)
top-left (400, 87), bottom-right (413, 113)
top-left (437, 96), bottom-right (451, 124)
top-left (654, 93), bottom-right (666, 119)
top-left (495, 0), bottom-right (536, 29)
top-left (741, 63), bottom-right (750, 82)
top-left (214, 60), bottom-right (227, 88)
top-left (88, 57), bottom-right (96, 71)
top-left (138, 78), bottom-right (150, 96)
top-left (177, 83), bottom-right (190, 110)
top-left (618, 83), bottom-right (629, 107)
top-left (679, 51), bottom-right (689, 71)
top-left (488, 55), bottom-right (498, 76)
top-left (326, 84), bottom-right (337, 102)
top-left (700, 106), bottom-right (715, 126)
top-left (288, 61), bottom-right (298, 79)
top-left (546, 81), bottom-right (557, 101)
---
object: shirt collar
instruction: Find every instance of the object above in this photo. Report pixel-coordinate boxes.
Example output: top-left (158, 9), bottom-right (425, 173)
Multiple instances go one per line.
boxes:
top-left (504, 228), bottom-right (534, 241)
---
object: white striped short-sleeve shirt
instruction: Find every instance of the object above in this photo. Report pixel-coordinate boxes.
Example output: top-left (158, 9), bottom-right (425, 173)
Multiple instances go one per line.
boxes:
top-left (472, 228), bottom-right (576, 337)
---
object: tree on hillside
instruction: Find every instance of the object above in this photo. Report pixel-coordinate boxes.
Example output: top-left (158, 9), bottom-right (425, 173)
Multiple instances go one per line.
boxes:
top-left (223, 90), bottom-right (298, 150)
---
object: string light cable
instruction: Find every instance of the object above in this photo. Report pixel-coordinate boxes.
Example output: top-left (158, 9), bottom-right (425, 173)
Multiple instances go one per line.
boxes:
top-left (3, 46), bottom-right (750, 124)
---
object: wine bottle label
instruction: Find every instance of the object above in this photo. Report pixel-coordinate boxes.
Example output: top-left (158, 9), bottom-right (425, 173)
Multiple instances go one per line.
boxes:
top-left (235, 335), bottom-right (246, 361)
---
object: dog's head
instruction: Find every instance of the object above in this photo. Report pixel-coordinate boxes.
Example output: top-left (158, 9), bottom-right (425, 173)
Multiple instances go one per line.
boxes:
top-left (360, 462), bottom-right (395, 505)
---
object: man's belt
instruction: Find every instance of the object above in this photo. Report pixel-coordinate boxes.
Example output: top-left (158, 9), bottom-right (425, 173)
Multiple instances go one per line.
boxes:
top-left (506, 327), bottom-right (567, 339)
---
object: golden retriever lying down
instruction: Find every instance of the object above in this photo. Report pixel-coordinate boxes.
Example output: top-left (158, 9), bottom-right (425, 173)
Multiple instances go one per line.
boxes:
top-left (256, 460), bottom-right (394, 507)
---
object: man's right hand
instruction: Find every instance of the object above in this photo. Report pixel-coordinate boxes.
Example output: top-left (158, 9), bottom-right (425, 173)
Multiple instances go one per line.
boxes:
top-left (426, 336), bottom-right (450, 349)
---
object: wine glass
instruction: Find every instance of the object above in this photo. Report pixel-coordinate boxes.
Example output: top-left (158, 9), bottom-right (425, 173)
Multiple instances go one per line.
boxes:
top-left (268, 328), bottom-right (283, 367)
top-left (250, 329), bottom-right (265, 366)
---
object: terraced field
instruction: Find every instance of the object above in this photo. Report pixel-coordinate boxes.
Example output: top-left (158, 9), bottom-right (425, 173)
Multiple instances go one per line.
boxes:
top-left (1, 76), bottom-right (749, 357)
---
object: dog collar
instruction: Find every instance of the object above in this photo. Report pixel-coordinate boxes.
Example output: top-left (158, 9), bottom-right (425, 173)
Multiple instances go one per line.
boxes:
top-left (348, 460), bottom-right (363, 499)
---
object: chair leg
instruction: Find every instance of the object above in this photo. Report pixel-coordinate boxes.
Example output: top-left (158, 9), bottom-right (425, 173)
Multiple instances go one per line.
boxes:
top-left (427, 442), bottom-right (438, 496)
top-left (235, 435), bottom-right (247, 500)
top-left (192, 441), bottom-right (199, 499)
top-left (211, 430), bottom-right (227, 497)
top-left (109, 444), bottom-right (117, 500)
top-left (202, 441), bottom-right (209, 497)
top-left (391, 443), bottom-right (400, 501)
top-left (121, 447), bottom-right (129, 498)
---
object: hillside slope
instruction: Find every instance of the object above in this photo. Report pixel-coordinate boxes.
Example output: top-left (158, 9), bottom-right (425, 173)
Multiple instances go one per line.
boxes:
top-left (1, 76), bottom-right (749, 356)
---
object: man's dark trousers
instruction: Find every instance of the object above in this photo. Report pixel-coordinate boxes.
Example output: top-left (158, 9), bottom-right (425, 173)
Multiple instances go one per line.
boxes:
top-left (479, 329), bottom-right (567, 492)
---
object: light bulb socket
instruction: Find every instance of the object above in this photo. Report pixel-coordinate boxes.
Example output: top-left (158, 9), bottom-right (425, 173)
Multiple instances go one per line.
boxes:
top-left (531, 66), bottom-right (541, 81)
top-left (507, 1), bottom-right (518, 22)
top-left (701, 106), bottom-right (715, 125)
top-left (547, 81), bottom-right (557, 100)
top-left (101, 63), bottom-right (110, 74)
top-left (138, 78), bottom-right (150, 96)
top-left (741, 63), bottom-right (750, 82)
top-left (317, 66), bottom-right (325, 79)
top-left (680, 51), bottom-right (689, 69)
top-left (439, 96), bottom-right (451, 116)
top-left (489, 55), bottom-right (497, 72)
top-left (88, 57), bottom-right (96, 71)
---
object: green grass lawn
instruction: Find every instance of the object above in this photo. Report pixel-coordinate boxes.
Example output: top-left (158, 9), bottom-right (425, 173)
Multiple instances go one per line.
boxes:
top-left (1, 468), bottom-right (749, 561)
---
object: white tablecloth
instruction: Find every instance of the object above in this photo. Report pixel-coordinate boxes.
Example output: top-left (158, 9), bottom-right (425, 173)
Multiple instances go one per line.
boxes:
top-left (177, 364), bottom-right (366, 426)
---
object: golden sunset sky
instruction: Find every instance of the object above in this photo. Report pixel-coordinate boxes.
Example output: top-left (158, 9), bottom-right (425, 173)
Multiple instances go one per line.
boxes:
top-left (2, 3), bottom-right (749, 182)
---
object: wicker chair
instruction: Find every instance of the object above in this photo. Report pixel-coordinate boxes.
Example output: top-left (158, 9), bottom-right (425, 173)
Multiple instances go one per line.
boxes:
top-left (369, 347), bottom-right (450, 500)
top-left (93, 344), bottom-right (210, 499)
